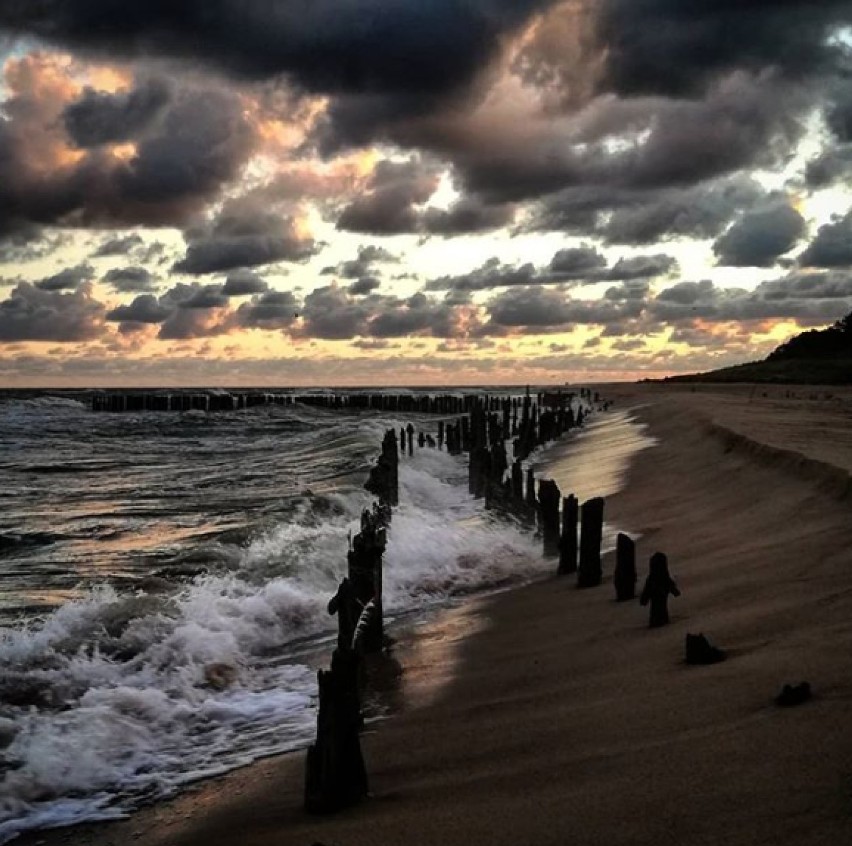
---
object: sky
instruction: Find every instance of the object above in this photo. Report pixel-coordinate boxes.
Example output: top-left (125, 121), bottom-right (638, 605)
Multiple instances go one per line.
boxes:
top-left (1, 2), bottom-right (852, 387)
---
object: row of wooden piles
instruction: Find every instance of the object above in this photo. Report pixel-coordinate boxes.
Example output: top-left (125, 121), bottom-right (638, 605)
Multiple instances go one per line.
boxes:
top-left (91, 389), bottom-right (610, 415)
top-left (304, 387), bottom-right (613, 814)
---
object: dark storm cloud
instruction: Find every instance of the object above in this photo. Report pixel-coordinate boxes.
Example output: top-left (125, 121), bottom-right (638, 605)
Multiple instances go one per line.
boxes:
top-left (604, 279), bottom-right (650, 302)
top-left (175, 201), bottom-right (316, 274)
top-left (325, 245), bottom-right (398, 279)
top-left (0, 2), bottom-right (554, 97)
top-left (804, 145), bottom-right (852, 188)
top-left (605, 254), bottom-right (677, 280)
top-left (176, 284), bottom-right (229, 309)
top-left (426, 249), bottom-right (677, 294)
top-left (758, 270), bottom-right (852, 301)
top-left (530, 175), bottom-right (767, 243)
top-left (34, 262), bottom-right (93, 291)
top-left (368, 291), bottom-right (461, 338)
top-left (485, 285), bottom-right (642, 329)
top-left (63, 78), bottom-right (171, 148)
top-left (713, 200), bottom-right (806, 267)
top-left (0, 281), bottom-right (105, 341)
top-left (596, 0), bottom-right (852, 98)
top-left (106, 294), bottom-right (172, 324)
top-left (348, 277), bottom-right (381, 296)
top-left (420, 197), bottom-right (515, 235)
top-left (602, 177), bottom-right (768, 245)
top-left (425, 259), bottom-right (538, 293)
top-left (92, 234), bottom-right (144, 257)
top-left (298, 284), bottom-right (475, 340)
top-left (299, 286), bottom-right (373, 339)
top-left (102, 265), bottom-right (158, 293)
top-left (549, 245), bottom-right (607, 276)
top-left (235, 290), bottom-right (299, 329)
top-left (336, 159), bottom-right (440, 235)
top-left (222, 269), bottom-right (269, 297)
top-left (649, 274), bottom-right (852, 324)
top-left (798, 210), bottom-right (852, 268)
top-left (0, 229), bottom-right (73, 263)
top-left (0, 74), bottom-right (257, 235)
top-left (117, 87), bottom-right (255, 213)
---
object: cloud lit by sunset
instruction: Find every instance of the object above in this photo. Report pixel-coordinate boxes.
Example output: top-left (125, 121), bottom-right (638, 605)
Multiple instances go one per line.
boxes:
top-left (2, 2), bottom-right (852, 386)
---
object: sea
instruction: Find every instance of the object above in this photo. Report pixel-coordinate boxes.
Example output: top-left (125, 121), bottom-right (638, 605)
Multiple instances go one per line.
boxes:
top-left (0, 389), bottom-right (653, 843)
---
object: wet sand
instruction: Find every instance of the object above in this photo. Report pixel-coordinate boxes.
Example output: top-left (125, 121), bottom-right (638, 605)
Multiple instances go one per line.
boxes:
top-left (22, 384), bottom-right (852, 846)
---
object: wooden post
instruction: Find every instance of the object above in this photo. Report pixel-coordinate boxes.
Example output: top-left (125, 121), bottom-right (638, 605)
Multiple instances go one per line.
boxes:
top-left (538, 479), bottom-right (561, 557)
top-left (304, 648), bottom-right (368, 813)
top-left (577, 497), bottom-right (604, 588)
top-left (558, 494), bottom-right (578, 575)
top-left (365, 429), bottom-right (399, 507)
top-left (511, 459), bottom-right (524, 505)
top-left (525, 467), bottom-right (537, 511)
top-left (347, 506), bottom-right (387, 652)
top-left (613, 532), bottom-right (637, 601)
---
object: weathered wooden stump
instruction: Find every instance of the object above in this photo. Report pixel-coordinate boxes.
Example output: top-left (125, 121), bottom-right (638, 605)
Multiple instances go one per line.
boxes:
top-left (639, 552), bottom-right (680, 627)
top-left (328, 577), bottom-right (360, 650)
top-left (511, 459), bottom-right (524, 505)
top-left (364, 429), bottom-right (399, 507)
top-left (577, 496), bottom-right (604, 588)
top-left (304, 648), bottom-right (368, 814)
top-left (538, 479), bottom-right (561, 557)
top-left (525, 467), bottom-right (537, 510)
top-left (558, 494), bottom-right (578, 575)
top-left (347, 507), bottom-right (387, 652)
top-left (613, 532), bottom-right (637, 601)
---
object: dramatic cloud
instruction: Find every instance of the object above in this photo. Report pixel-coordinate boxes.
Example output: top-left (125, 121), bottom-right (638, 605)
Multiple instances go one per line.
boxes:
top-left (106, 294), bottom-right (172, 324)
top-left (549, 245), bottom-right (607, 277)
top-left (596, 0), bottom-right (852, 98)
top-left (175, 200), bottom-right (316, 274)
top-left (0, 2), bottom-right (553, 101)
top-left (297, 284), bottom-right (476, 340)
top-left (0, 55), bottom-right (258, 235)
top-left (235, 290), bottom-right (299, 330)
top-left (798, 211), bottom-right (852, 268)
top-left (63, 78), bottom-right (171, 147)
top-left (336, 159), bottom-right (440, 234)
top-left (713, 200), bottom-right (806, 267)
top-left (102, 266), bottom-right (157, 293)
top-left (0, 281), bottom-right (105, 341)
top-left (3, 0), bottom-right (852, 382)
top-left (530, 175), bottom-right (768, 243)
top-left (92, 234), bottom-right (144, 257)
top-left (426, 249), bottom-right (677, 294)
top-left (222, 269), bottom-right (269, 297)
top-left (324, 245), bottom-right (398, 279)
top-left (650, 275), bottom-right (852, 324)
top-left (348, 277), bottom-right (381, 296)
top-left (35, 263), bottom-right (93, 291)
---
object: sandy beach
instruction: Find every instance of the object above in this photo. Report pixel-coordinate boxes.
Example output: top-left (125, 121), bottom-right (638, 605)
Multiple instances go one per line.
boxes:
top-left (21, 383), bottom-right (852, 846)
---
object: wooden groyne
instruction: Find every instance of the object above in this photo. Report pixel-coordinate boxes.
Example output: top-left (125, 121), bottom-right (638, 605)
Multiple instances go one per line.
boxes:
top-left (304, 385), bottom-right (631, 815)
top-left (89, 389), bottom-right (592, 415)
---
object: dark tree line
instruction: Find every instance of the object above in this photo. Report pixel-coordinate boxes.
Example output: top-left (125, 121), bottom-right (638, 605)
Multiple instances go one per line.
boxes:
top-left (767, 310), bottom-right (852, 361)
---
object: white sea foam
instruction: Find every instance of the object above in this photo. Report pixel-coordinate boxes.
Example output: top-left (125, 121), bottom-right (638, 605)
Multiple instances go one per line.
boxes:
top-left (0, 439), bottom-right (548, 842)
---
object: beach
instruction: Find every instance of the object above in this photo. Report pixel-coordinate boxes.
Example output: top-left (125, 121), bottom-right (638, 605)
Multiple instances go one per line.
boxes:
top-left (20, 383), bottom-right (852, 846)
